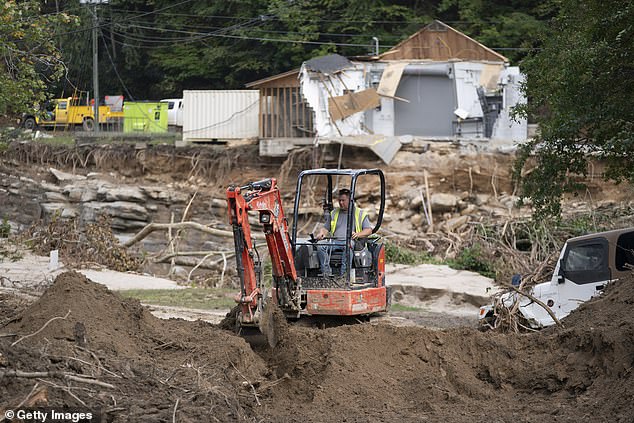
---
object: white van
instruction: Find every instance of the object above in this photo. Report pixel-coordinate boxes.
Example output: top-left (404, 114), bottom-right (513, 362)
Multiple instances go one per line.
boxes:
top-left (479, 227), bottom-right (634, 329)
top-left (160, 98), bottom-right (183, 128)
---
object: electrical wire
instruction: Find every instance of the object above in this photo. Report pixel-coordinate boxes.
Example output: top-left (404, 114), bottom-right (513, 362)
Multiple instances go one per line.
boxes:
top-left (105, 9), bottom-right (520, 26)
top-left (110, 24), bottom-right (387, 49)
top-left (108, 18), bottom-right (406, 41)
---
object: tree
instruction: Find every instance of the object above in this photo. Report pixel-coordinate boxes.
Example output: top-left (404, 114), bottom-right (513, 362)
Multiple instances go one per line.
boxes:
top-left (55, 0), bottom-right (439, 99)
top-left (0, 1), bottom-right (77, 116)
top-left (514, 0), bottom-right (634, 216)
top-left (437, 0), bottom-right (553, 63)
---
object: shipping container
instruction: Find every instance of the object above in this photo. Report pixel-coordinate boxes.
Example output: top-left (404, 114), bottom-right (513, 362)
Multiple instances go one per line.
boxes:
top-left (182, 90), bottom-right (259, 142)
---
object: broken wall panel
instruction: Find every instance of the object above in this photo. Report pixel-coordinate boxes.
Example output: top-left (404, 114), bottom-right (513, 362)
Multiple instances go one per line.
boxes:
top-left (328, 88), bottom-right (381, 122)
top-left (377, 62), bottom-right (407, 98)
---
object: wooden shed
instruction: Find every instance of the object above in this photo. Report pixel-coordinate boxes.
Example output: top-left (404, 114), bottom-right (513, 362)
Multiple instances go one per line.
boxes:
top-left (245, 69), bottom-right (315, 139)
top-left (380, 20), bottom-right (508, 62)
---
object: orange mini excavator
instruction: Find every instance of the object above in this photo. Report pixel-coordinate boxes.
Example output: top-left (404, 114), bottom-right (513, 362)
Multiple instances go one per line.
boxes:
top-left (226, 169), bottom-right (390, 332)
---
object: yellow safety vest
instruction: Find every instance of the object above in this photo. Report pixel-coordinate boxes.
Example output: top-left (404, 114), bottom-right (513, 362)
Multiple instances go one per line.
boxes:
top-left (330, 207), bottom-right (368, 234)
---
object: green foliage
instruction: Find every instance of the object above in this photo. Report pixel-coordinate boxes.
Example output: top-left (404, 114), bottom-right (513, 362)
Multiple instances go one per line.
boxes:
top-left (53, 0), bottom-right (438, 98)
top-left (446, 244), bottom-right (495, 279)
top-left (437, 0), bottom-right (554, 62)
top-left (0, 1), bottom-right (78, 116)
top-left (0, 217), bottom-right (10, 238)
top-left (384, 241), bottom-right (436, 265)
top-left (514, 0), bottom-right (634, 217)
top-left (39, 0), bottom-right (558, 100)
top-left (262, 258), bottom-right (273, 288)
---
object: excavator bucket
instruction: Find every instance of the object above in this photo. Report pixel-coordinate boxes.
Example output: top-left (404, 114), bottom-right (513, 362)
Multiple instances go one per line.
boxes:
top-left (258, 300), bottom-right (288, 348)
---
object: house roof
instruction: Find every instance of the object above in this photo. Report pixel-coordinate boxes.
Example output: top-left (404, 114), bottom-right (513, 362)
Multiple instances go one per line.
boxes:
top-left (245, 69), bottom-right (300, 88)
top-left (379, 20), bottom-right (508, 63)
top-left (304, 54), bottom-right (353, 74)
top-left (246, 20), bottom-right (508, 89)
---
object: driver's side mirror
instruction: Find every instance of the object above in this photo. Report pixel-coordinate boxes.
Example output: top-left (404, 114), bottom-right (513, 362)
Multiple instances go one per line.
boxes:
top-left (557, 259), bottom-right (565, 284)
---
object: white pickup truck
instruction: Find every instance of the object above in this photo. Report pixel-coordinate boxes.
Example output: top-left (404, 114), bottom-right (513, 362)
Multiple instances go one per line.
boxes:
top-left (479, 227), bottom-right (634, 329)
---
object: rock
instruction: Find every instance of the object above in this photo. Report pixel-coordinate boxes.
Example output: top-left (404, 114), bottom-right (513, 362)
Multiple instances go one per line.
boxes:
top-left (110, 218), bottom-right (149, 230)
top-left (140, 186), bottom-right (188, 203)
top-left (410, 196), bottom-right (423, 210)
top-left (410, 214), bottom-right (424, 227)
top-left (61, 208), bottom-right (78, 218)
top-left (474, 194), bottom-right (491, 206)
top-left (49, 168), bottom-right (86, 182)
top-left (100, 186), bottom-right (146, 203)
top-left (80, 189), bottom-right (97, 202)
top-left (45, 191), bottom-right (67, 202)
top-left (460, 204), bottom-right (477, 216)
top-left (443, 215), bottom-right (469, 232)
top-left (19, 176), bottom-right (37, 185)
top-left (40, 202), bottom-right (66, 215)
top-left (171, 266), bottom-right (189, 280)
top-left (211, 198), bottom-right (227, 209)
top-left (62, 185), bottom-right (92, 202)
top-left (430, 193), bottom-right (459, 212)
top-left (83, 201), bottom-right (149, 222)
top-left (40, 182), bottom-right (61, 192)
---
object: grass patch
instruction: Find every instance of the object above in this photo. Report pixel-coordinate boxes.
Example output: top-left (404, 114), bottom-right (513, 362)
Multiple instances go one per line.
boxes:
top-left (33, 134), bottom-right (76, 145)
top-left (120, 287), bottom-right (236, 310)
top-left (445, 244), bottom-right (496, 279)
top-left (384, 241), bottom-right (437, 265)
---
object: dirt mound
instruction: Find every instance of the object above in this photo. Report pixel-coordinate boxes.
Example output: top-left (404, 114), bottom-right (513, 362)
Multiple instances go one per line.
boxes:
top-left (1, 272), bottom-right (267, 422)
top-left (7, 271), bottom-right (151, 355)
top-left (256, 276), bottom-right (634, 422)
top-left (2, 271), bottom-right (634, 422)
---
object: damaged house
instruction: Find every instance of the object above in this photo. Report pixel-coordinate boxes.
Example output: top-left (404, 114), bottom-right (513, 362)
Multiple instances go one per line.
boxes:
top-left (302, 20), bottom-right (526, 141)
top-left (252, 20), bottom-right (527, 162)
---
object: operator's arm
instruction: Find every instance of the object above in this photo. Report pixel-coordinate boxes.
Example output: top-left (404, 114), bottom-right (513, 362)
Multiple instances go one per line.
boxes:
top-left (351, 213), bottom-right (373, 240)
top-left (315, 225), bottom-right (330, 240)
top-left (315, 212), bottom-right (331, 240)
top-left (351, 227), bottom-right (372, 240)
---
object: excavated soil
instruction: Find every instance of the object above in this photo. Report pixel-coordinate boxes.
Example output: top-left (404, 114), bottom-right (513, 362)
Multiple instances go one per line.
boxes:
top-left (1, 271), bottom-right (633, 422)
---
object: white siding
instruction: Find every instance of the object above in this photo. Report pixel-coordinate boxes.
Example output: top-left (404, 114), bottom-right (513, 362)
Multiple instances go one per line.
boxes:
top-left (491, 67), bottom-right (527, 142)
top-left (182, 90), bottom-right (259, 141)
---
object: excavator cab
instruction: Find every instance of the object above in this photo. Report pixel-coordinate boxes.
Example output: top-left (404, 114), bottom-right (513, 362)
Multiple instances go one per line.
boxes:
top-left (289, 168), bottom-right (389, 316)
top-left (227, 168), bottom-right (389, 333)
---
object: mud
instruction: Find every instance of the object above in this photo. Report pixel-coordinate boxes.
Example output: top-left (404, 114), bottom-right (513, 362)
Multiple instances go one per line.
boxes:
top-left (1, 271), bottom-right (633, 422)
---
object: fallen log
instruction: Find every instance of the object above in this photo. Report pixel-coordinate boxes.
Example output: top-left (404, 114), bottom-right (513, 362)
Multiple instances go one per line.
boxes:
top-left (123, 222), bottom-right (265, 248)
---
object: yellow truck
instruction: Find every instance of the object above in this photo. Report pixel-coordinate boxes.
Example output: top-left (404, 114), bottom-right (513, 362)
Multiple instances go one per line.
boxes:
top-left (20, 96), bottom-right (124, 131)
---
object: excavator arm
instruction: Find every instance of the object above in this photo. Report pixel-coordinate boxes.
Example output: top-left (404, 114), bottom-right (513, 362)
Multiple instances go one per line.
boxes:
top-left (226, 178), bottom-right (299, 327)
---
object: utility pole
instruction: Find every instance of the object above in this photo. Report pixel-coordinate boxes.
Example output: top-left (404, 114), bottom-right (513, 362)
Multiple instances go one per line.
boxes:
top-left (92, 3), bottom-right (99, 132)
top-left (81, 0), bottom-right (108, 132)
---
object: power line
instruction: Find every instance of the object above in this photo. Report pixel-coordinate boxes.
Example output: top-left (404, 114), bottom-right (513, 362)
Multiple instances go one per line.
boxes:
top-left (107, 17), bottom-right (405, 40)
top-left (50, 0), bottom-right (199, 38)
top-left (105, 8), bottom-right (534, 26)
top-left (111, 24), bottom-right (386, 49)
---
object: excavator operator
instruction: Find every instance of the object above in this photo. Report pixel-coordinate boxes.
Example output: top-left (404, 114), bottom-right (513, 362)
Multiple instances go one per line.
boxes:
top-left (315, 188), bottom-right (372, 276)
